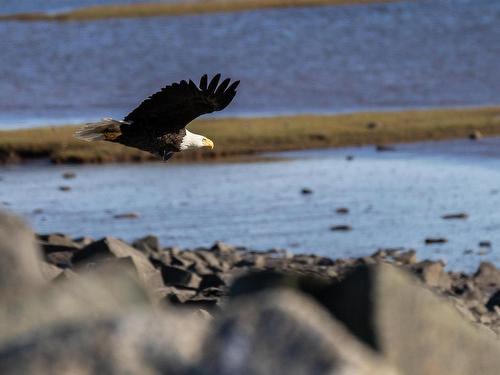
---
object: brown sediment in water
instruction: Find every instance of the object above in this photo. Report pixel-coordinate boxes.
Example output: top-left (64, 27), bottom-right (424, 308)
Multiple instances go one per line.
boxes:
top-left (0, 0), bottom-right (404, 22)
top-left (1, 106), bottom-right (500, 165)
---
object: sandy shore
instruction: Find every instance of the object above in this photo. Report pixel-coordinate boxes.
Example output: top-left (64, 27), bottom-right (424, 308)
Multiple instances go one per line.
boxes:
top-left (0, 0), bottom-right (402, 21)
top-left (1, 106), bottom-right (500, 165)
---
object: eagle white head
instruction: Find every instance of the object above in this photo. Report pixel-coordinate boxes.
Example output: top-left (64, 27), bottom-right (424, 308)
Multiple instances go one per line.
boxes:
top-left (180, 129), bottom-right (214, 151)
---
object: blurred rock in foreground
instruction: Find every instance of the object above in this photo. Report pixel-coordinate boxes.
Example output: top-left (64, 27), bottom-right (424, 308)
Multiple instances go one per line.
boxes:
top-left (1, 210), bottom-right (500, 374)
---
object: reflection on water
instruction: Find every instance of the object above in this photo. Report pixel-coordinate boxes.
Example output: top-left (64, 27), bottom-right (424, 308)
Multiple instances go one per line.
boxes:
top-left (1, 0), bottom-right (500, 127)
top-left (2, 138), bottom-right (500, 272)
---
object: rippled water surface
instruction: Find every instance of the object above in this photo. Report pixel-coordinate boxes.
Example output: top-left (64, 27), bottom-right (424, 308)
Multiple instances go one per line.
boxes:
top-left (2, 138), bottom-right (500, 272)
top-left (1, 0), bottom-right (500, 127)
top-left (0, 0), bottom-right (168, 15)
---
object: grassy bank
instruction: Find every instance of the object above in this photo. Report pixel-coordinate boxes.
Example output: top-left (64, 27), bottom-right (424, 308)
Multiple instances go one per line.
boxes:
top-left (1, 106), bottom-right (500, 164)
top-left (0, 0), bottom-right (402, 21)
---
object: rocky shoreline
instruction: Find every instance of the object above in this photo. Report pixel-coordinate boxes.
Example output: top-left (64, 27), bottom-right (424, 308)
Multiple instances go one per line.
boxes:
top-left (2, 210), bottom-right (500, 373)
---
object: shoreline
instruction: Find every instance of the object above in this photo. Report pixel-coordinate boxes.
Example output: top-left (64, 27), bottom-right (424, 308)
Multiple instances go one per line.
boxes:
top-left (1, 106), bottom-right (500, 165)
top-left (3, 211), bottom-right (500, 372)
top-left (38, 231), bottom-right (500, 336)
top-left (0, 0), bottom-right (402, 22)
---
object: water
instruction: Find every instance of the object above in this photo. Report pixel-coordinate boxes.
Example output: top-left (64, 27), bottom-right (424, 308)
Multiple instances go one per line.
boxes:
top-left (0, 0), bottom-right (173, 15)
top-left (2, 138), bottom-right (500, 272)
top-left (2, 0), bottom-right (500, 128)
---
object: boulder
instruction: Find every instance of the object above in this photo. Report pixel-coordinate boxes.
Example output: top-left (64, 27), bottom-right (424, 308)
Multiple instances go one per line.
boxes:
top-left (45, 250), bottom-right (74, 268)
top-left (39, 261), bottom-right (63, 281)
top-left (199, 274), bottom-right (225, 290)
top-left (0, 211), bottom-right (45, 297)
top-left (486, 290), bottom-right (500, 311)
top-left (0, 268), bottom-right (149, 345)
top-left (132, 235), bottom-right (160, 254)
top-left (321, 264), bottom-right (500, 375)
top-left (412, 260), bottom-right (451, 289)
top-left (161, 265), bottom-right (201, 289)
top-left (474, 262), bottom-right (500, 289)
top-left (201, 289), bottom-right (397, 375)
top-left (72, 237), bottom-right (163, 296)
top-left (0, 309), bottom-right (208, 375)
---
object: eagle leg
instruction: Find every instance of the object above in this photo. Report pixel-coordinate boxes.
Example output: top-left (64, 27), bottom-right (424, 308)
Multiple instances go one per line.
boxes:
top-left (162, 150), bottom-right (174, 161)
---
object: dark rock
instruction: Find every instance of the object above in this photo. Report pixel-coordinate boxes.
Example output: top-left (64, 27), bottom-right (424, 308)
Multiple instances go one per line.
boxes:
top-left (375, 144), bottom-right (395, 152)
top-left (170, 254), bottom-right (194, 268)
top-left (317, 257), bottom-right (335, 266)
top-left (183, 298), bottom-right (219, 310)
top-left (58, 186), bottom-right (71, 191)
top-left (335, 207), bottom-right (349, 214)
top-left (32, 208), bottom-right (43, 214)
top-left (367, 121), bottom-right (381, 129)
top-left (345, 155), bottom-right (354, 161)
top-left (330, 225), bottom-right (352, 231)
top-left (442, 212), bottom-right (468, 220)
top-left (199, 287), bottom-right (225, 299)
top-left (161, 265), bottom-right (201, 289)
top-left (44, 250), bottom-right (74, 268)
top-left (301, 188), bottom-right (313, 195)
top-left (199, 274), bottom-right (226, 290)
top-left (486, 290), bottom-right (500, 311)
top-left (469, 130), bottom-right (483, 140)
top-left (62, 171), bottom-right (76, 179)
top-left (424, 237), bottom-right (447, 245)
top-left (479, 241), bottom-right (492, 248)
top-left (308, 133), bottom-right (328, 141)
top-left (72, 236), bottom-right (94, 247)
top-left (113, 212), bottom-right (139, 219)
top-left (132, 235), bottom-right (160, 253)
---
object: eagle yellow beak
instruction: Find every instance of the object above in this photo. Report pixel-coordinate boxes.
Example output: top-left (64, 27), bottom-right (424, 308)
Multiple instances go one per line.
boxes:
top-left (202, 137), bottom-right (214, 149)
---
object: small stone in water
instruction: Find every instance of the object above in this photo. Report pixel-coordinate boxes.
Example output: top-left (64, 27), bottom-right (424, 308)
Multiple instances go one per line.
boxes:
top-left (59, 186), bottom-right (71, 192)
top-left (330, 225), bottom-right (352, 232)
top-left (62, 171), bottom-right (76, 179)
top-left (442, 213), bottom-right (468, 220)
top-left (301, 188), bottom-right (313, 195)
top-left (113, 212), bottom-right (140, 219)
top-left (425, 238), bottom-right (447, 245)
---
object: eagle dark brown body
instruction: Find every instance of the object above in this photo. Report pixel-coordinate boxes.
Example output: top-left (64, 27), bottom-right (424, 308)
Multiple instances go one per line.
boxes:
top-left (74, 74), bottom-right (239, 160)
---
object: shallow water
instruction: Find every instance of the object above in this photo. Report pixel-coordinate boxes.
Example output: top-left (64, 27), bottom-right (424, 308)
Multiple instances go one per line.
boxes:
top-left (2, 0), bottom-right (500, 127)
top-left (2, 138), bottom-right (500, 272)
top-left (0, 0), bottom-right (169, 15)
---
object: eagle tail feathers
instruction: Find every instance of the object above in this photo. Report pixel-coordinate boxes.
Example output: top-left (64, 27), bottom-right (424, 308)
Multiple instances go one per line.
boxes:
top-left (74, 118), bottom-right (123, 142)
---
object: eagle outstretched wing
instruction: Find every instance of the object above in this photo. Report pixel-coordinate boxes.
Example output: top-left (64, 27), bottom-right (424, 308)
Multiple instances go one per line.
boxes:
top-left (124, 74), bottom-right (239, 135)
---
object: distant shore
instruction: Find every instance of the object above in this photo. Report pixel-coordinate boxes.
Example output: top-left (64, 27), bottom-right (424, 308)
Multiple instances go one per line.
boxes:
top-left (0, 0), bottom-right (402, 22)
top-left (1, 106), bottom-right (500, 165)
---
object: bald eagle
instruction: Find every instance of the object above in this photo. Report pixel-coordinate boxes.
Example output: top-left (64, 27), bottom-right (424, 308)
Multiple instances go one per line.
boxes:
top-left (74, 74), bottom-right (239, 160)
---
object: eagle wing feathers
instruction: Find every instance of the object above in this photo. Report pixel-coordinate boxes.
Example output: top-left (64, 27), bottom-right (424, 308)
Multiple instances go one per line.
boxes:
top-left (124, 74), bottom-right (239, 136)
